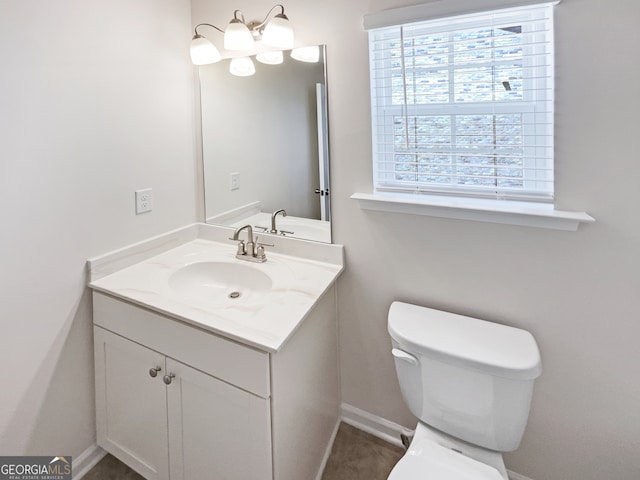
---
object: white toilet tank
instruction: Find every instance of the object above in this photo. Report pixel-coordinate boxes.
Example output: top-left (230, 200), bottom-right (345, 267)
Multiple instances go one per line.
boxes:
top-left (388, 302), bottom-right (542, 452)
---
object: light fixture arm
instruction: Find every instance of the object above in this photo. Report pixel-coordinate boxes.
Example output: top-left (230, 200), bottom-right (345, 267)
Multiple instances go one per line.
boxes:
top-left (232, 10), bottom-right (246, 23)
top-left (246, 4), bottom-right (288, 39)
top-left (193, 23), bottom-right (224, 37)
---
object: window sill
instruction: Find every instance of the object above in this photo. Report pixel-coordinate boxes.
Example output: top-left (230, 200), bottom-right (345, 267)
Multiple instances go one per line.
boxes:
top-left (351, 192), bottom-right (595, 231)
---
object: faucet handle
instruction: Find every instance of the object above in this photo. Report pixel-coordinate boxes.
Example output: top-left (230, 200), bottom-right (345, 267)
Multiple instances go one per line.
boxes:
top-left (255, 244), bottom-right (267, 262)
top-left (255, 236), bottom-right (274, 248)
top-left (229, 238), bottom-right (246, 255)
top-left (254, 236), bottom-right (274, 262)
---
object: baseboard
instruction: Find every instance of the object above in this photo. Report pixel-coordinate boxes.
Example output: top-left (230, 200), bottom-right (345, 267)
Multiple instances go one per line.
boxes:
top-left (315, 417), bottom-right (341, 480)
top-left (340, 403), bottom-right (534, 480)
top-left (340, 403), bottom-right (409, 448)
top-left (72, 444), bottom-right (107, 480)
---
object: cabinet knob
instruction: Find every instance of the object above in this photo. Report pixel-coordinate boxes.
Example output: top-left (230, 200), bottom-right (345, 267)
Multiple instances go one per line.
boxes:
top-left (149, 366), bottom-right (162, 378)
top-left (163, 373), bottom-right (176, 385)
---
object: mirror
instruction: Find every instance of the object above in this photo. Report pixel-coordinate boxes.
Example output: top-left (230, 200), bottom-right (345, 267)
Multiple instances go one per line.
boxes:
top-left (199, 45), bottom-right (331, 243)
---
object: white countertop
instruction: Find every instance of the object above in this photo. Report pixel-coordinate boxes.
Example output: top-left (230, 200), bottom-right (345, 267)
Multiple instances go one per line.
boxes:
top-left (88, 225), bottom-right (344, 352)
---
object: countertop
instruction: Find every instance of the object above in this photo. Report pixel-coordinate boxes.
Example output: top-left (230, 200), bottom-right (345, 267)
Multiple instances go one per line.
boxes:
top-left (88, 224), bottom-right (344, 352)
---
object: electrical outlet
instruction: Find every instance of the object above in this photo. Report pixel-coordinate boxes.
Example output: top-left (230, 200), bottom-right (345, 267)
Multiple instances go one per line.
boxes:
top-left (135, 188), bottom-right (153, 214)
top-left (230, 172), bottom-right (240, 191)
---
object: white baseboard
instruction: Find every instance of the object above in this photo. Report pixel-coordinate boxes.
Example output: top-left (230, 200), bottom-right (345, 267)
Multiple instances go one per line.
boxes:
top-left (339, 403), bottom-right (534, 480)
top-left (315, 418), bottom-right (341, 480)
top-left (340, 403), bottom-right (409, 448)
top-left (72, 444), bottom-right (107, 480)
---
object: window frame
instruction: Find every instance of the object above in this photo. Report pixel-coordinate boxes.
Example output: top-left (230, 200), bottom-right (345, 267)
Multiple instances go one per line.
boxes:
top-left (369, 5), bottom-right (555, 202)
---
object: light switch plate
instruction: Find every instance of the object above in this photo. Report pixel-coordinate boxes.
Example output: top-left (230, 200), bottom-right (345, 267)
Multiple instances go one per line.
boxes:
top-left (230, 172), bottom-right (240, 191)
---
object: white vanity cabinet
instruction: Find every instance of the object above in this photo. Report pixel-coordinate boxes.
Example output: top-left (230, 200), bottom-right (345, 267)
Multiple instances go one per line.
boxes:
top-left (92, 286), bottom-right (339, 480)
top-left (93, 293), bottom-right (273, 480)
top-left (94, 327), bottom-right (170, 479)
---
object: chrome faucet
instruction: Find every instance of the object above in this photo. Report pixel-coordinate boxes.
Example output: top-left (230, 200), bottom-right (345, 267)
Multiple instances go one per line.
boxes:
top-left (270, 209), bottom-right (287, 234)
top-left (231, 224), bottom-right (271, 263)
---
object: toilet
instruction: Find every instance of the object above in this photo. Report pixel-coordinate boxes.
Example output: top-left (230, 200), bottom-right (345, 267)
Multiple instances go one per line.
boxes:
top-left (387, 302), bottom-right (542, 480)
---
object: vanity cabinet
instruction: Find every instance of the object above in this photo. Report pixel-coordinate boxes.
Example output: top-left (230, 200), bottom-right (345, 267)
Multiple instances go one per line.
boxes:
top-left (94, 328), bottom-right (169, 479)
top-left (93, 293), bottom-right (272, 480)
top-left (92, 288), bottom-right (339, 480)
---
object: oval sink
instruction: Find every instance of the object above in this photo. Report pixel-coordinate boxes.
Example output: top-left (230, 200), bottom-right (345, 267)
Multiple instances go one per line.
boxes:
top-left (169, 262), bottom-right (273, 303)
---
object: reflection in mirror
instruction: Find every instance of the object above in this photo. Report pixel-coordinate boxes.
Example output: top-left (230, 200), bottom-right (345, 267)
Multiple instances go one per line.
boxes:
top-left (200, 45), bottom-right (331, 243)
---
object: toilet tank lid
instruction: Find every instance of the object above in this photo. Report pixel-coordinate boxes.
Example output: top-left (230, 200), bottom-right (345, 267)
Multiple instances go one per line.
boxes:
top-left (388, 302), bottom-right (542, 380)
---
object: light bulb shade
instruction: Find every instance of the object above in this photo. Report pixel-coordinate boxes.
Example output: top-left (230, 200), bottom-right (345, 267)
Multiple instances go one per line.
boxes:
top-left (291, 46), bottom-right (320, 63)
top-left (224, 19), bottom-right (255, 51)
top-left (256, 50), bottom-right (283, 65)
top-left (261, 14), bottom-right (294, 49)
top-left (229, 57), bottom-right (256, 76)
top-left (190, 35), bottom-right (222, 65)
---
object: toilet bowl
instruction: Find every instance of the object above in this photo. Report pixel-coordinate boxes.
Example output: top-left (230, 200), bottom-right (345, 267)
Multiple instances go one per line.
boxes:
top-left (387, 302), bottom-right (541, 480)
top-left (388, 423), bottom-right (505, 480)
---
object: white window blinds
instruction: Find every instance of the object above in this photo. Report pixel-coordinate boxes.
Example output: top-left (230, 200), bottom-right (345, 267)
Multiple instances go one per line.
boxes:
top-left (368, 3), bottom-right (556, 201)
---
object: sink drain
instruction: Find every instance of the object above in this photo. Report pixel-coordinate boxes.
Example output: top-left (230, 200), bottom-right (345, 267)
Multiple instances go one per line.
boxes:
top-left (228, 291), bottom-right (241, 299)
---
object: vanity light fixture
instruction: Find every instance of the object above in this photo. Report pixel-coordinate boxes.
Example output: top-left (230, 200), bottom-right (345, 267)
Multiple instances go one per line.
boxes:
top-left (290, 45), bottom-right (320, 63)
top-left (190, 4), bottom-right (298, 74)
top-left (233, 4), bottom-right (293, 50)
top-left (224, 12), bottom-right (255, 51)
top-left (229, 56), bottom-right (256, 77)
top-left (192, 4), bottom-right (293, 61)
top-left (190, 24), bottom-right (223, 65)
top-left (260, 6), bottom-right (294, 49)
top-left (256, 50), bottom-right (284, 65)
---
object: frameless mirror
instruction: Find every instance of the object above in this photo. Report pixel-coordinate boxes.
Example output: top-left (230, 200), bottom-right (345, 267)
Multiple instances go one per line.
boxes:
top-left (199, 45), bottom-right (331, 243)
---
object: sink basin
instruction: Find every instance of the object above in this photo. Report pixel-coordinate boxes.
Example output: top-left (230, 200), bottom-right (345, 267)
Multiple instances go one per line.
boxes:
top-left (89, 234), bottom-right (345, 351)
top-left (169, 261), bottom-right (273, 303)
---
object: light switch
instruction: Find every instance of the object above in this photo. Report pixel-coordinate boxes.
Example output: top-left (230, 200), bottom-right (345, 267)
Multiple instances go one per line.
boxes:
top-left (230, 172), bottom-right (240, 190)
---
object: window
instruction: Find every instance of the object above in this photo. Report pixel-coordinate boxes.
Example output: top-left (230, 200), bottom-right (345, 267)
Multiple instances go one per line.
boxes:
top-left (368, 3), bottom-right (555, 202)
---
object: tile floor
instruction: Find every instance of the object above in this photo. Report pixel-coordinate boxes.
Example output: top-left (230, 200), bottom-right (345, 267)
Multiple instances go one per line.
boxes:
top-left (84, 423), bottom-right (404, 479)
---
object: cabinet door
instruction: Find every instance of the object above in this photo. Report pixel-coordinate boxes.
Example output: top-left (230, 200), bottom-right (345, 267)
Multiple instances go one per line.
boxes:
top-left (166, 358), bottom-right (272, 480)
top-left (94, 327), bottom-right (170, 480)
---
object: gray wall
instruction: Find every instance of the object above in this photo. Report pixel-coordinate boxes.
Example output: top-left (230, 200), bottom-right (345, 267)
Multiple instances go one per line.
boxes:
top-left (0, 0), bottom-right (197, 458)
top-left (195, 0), bottom-right (640, 479)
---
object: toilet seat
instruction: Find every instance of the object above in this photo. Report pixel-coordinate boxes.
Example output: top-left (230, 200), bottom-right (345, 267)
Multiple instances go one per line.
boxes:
top-left (388, 437), bottom-right (504, 480)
